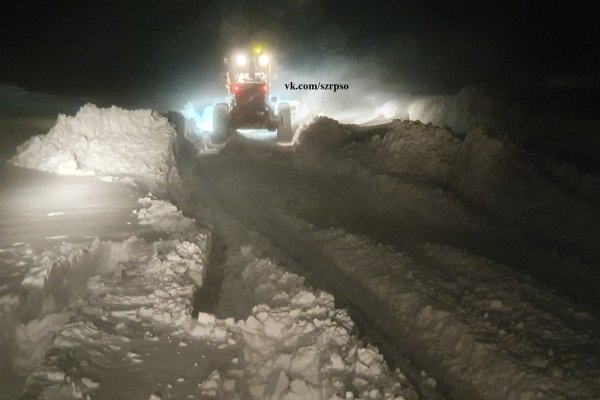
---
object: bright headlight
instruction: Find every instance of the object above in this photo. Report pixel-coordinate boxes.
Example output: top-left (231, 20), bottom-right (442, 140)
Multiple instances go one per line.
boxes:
top-left (258, 54), bottom-right (270, 67)
top-left (235, 54), bottom-right (248, 67)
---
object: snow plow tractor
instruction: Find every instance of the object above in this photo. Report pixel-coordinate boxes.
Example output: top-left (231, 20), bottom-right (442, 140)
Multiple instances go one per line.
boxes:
top-left (213, 48), bottom-right (293, 143)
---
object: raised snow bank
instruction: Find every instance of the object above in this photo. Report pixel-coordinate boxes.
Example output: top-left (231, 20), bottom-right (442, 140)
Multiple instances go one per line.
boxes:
top-left (407, 85), bottom-right (524, 138)
top-left (312, 226), bottom-right (600, 400)
top-left (10, 104), bottom-right (179, 181)
top-left (295, 117), bottom-right (600, 307)
top-left (407, 84), bottom-right (600, 171)
top-left (379, 121), bottom-right (600, 264)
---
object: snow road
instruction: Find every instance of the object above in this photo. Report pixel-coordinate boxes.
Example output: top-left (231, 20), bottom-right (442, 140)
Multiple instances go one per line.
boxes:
top-left (1, 103), bottom-right (600, 399)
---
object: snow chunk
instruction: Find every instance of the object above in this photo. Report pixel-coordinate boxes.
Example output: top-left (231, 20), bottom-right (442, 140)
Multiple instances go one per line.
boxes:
top-left (80, 377), bottom-right (100, 389)
top-left (137, 197), bottom-right (196, 234)
top-left (290, 346), bottom-right (320, 385)
top-left (265, 370), bottom-right (290, 399)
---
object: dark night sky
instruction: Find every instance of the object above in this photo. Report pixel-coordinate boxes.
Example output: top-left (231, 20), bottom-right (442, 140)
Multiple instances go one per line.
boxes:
top-left (2, 0), bottom-right (599, 104)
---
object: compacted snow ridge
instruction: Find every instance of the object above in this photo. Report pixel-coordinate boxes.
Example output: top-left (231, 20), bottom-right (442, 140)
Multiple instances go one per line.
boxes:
top-left (287, 117), bottom-right (600, 399)
top-left (239, 180), bottom-right (600, 399)
top-left (298, 116), bottom-right (600, 240)
top-left (296, 117), bottom-right (600, 293)
top-left (406, 85), bottom-right (600, 185)
top-left (406, 85), bottom-right (523, 137)
top-left (10, 104), bottom-right (180, 182)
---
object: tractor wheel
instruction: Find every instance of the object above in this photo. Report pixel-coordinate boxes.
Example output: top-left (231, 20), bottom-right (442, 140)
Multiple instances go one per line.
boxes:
top-left (212, 103), bottom-right (230, 143)
top-left (276, 103), bottom-right (292, 142)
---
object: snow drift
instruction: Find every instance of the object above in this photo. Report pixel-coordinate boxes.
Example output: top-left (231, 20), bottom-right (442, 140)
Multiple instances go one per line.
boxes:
top-left (291, 116), bottom-right (600, 399)
top-left (10, 104), bottom-right (179, 181)
top-left (407, 84), bottom-right (600, 170)
top-left (298, 117), bottom-right (600, 247)
top-left (407, 85), bottom-right (525, 138)
top-left (295, 117), bottom-right (600, 304)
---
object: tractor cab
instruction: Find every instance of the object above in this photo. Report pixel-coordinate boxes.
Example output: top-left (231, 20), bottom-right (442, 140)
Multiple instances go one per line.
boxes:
top-left (212, 48), bottom-right (292, 143)
top-left (230, 72), bottom-right (269, 112)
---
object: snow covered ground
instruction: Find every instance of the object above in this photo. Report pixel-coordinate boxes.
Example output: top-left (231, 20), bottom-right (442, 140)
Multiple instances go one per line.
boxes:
top-left (19, 196), bottom-right (211, 399)
top-left (0, 104), bottom-right (188, 398)
top-left (291, 117), bottom-right (600, 398)
top-left (2, 97), bottom-right (600, 399)
top-left (1, 105), bottom-right (417, 399)
top-left (294, 117), bottom-right (600, 290)
top-left (178, 115), bottom-right (600, 399)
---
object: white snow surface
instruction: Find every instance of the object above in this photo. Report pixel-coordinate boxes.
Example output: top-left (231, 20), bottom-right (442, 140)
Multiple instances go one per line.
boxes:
top-left (10, 104), bottom-right (179, 181)
top-left (291, 116), bottom-right (600, 399)
top-left (4, 106), bottom-right (412, 399)
top-left (19, 195), bottom-right (210, 399)
top-left (407, 85), bottom-right (522, 136)
top-left (8, 99), bottom-right (600, 399)
top-left (196, 256), bottom-right (411, 400)
top-left (187, 211), bottom-right (416, 400)
top-left (16, 195), bottom-right (413, 400)
top-left (297, 117), bottom-right (600, 264)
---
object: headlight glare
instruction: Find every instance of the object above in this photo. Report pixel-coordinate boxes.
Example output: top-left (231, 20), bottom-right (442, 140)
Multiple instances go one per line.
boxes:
top-left (235, 54), bottom-right (248, 67)
top-left (258, 54), bottom-right (270, 67)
